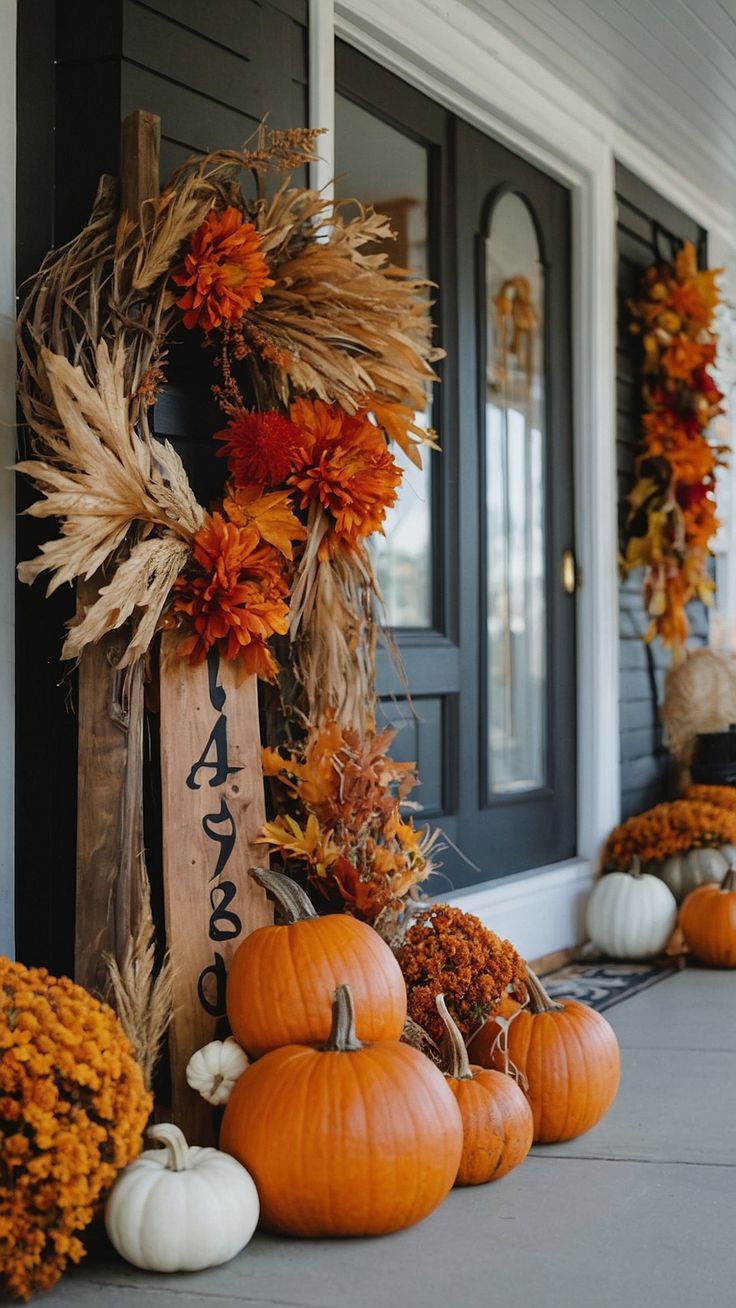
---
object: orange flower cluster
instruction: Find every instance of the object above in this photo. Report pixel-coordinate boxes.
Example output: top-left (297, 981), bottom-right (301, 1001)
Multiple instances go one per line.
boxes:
top-left (259, 715), bottom-right (433, 920)
top-left (624, 241), bottom-right (725, 648)
top-left (172, 494), bottom-right (303, 680)
top-left (288, 397), bottom-right (402, 557)
top-left (603, 799), bottom-right (736, 870)
top-left (685, 784), bottom-right (736, 813)
top-left (396, 904), bottom-right (527, 1043)
top-left (0, 958), bottom-right (151, 1301)
top-left (172, 206), bottom-right (273, 332)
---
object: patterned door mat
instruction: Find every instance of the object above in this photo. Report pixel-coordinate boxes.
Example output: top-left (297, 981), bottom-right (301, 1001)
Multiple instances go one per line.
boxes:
top-left (541, 961), bottom-right (677, 1011)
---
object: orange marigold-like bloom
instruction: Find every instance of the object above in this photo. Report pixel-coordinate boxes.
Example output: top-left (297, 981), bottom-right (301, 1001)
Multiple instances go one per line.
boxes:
top-left (172, 511), bottom-right (289, 679)
top-left (661, 336), bottom-right (714, 382)
top-left (215, 409), bottom-right (305, 487)
top-left (288, 397), bottom-right (402, 553)
top-left (603, 800), bottom-right (736, 870)
top-left (172, 207), bottom-right (273, 332)
top-left (396, 904), bottom-right (528, 1042)
top-left (223, 483), bottom-right (306, 559)
top-left (685, 784), bottom-right (736, 813)
top-left (0, 958), bottom-right (151, 1301)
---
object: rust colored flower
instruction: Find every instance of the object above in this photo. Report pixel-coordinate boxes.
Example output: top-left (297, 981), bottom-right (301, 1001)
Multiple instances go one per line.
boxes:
top-left (288, 397), bottom-right (402, 554)
top-left (396, 904), bottom-right (528, 1043)
top-left (685, 784), bottom-right (736, 813)
top-left (215, 408), bottom-right (305, 487)
top-left (0, 958), bottom-right (151, 1301)
top-left (172, 206), bottom-right (273, 332)
top-left (172, 511), bottom-right (289, 679)
top-left (603, 800), bottom-right (736, 870)
top-left (661, 336), bottom-right (714, 382)
top-left (223, 484), bottom-right (306, 559)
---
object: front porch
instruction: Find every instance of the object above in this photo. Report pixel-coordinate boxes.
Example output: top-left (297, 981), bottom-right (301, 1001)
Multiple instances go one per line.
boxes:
top-left (45, 965), bottom-right (731, 1308)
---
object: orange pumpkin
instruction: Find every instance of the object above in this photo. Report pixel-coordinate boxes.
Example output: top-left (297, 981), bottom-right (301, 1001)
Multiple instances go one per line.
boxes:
top-left (227, 869), bottom-right (407, 1056)
top-left (679, 867), bottom-right (736, 966)
top-left (481, 969), bottom-right (620, 1143)
top-left (220, 985), bottom-right (463, 1236)
top-left (436, 994), bottom-right (532, 1185)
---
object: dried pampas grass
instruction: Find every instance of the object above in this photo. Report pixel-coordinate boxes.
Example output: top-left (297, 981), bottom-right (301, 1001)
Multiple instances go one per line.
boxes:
top-left (106, 856), bottom-right (175, 1092)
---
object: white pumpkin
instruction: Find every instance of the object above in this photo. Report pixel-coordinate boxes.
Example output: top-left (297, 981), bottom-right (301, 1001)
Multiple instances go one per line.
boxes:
top-left (586, 857), bottom-right (677, 959)
top-left (105, 1123), bottom-right (259, 1272)
top-left (186, 1037), bottom-right (250, 1105)
top-left (644, 843), bottom-right (736, 903)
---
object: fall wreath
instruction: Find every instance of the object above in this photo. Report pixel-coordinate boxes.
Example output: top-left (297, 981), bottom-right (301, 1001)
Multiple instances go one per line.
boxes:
top-left (16, 127), bottom-right (440, 724)
top-left (622, 240), bottom-right (726, 651)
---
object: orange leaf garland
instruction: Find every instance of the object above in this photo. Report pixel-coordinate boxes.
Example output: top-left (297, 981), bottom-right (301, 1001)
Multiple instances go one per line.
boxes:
top-left (623, 240), bottom-right (726, 650)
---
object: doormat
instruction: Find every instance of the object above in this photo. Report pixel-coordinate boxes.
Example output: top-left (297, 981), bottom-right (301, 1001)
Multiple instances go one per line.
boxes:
top-left (540, 961), bottom-right (677, 1012)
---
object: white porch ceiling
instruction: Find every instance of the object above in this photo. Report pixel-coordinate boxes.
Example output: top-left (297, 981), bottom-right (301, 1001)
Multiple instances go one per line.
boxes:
top-left (462, 0), bottom-right (736, 213)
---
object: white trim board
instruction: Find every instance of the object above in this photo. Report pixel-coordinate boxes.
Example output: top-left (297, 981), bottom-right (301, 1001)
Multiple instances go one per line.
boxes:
top-left (318, 0), bottom-right (623, 950)
top-left (446, 860), bottom-right (595, 962)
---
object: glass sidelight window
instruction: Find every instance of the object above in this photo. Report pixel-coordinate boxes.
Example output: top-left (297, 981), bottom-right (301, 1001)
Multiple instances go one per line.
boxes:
top-left (334, 93), bottom-right (433, 630)
top-left (484, 194), bottom-right (547, 795)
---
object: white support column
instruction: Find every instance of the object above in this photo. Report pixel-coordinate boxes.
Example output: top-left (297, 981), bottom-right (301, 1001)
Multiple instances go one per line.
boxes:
top-left (0, 0), bottom-right (16, 956)
top-left (308, 0), bottom-right (335, 197)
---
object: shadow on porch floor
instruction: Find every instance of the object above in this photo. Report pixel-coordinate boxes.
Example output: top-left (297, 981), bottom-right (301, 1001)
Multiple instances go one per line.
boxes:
top-left (46, 967), bottom-right (733, 1308)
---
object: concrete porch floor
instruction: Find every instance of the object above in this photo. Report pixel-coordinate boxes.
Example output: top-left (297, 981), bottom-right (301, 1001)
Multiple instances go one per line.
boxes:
top-left (46, 967), bottom-right (733, 1308)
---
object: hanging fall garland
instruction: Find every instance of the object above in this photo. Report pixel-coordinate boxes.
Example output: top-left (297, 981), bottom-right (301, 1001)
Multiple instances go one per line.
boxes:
top-left (622, 240), bottom-right (727, 652)
top-left (16, 127), bottom-right (440, 725)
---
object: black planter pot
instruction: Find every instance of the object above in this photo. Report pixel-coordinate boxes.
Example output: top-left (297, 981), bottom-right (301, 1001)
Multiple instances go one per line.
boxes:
top-left (691, 725), bottom-right (736, 787)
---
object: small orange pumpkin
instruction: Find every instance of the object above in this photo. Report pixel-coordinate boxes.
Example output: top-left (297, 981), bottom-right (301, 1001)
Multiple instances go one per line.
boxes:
top-left (436, 994), bottom-right (532, 1185)
top-left (220, 985), bottom-right (463, 1236)
top-left (467, 990), bottom-right (522, 1066)
top-left (480, 969), bottom-right (620, 1143)
top-left (227, 869), bottom-right (407, 1056)
top-left (679, 867), bottom-right (736, 966)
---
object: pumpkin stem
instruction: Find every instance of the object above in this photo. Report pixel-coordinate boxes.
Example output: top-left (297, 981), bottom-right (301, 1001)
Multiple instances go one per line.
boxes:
top-left (525, 967), bottom-right (564, 1014)
top-left (148, 1123), bottom-right (192, 1171)
top-left (249, 867), bottom-right (317, 923)
top-left (436, 994), bottom-right (473, 1080)
top-left (629, 855), bottom-right (642, 879)
top-left (722, 867), bottom-right (736, 892)
top-left (323, 985), bottom-right (363, 1053)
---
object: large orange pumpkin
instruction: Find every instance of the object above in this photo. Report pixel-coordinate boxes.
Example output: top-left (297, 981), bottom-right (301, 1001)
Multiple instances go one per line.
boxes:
top-left (679, 867), bottom-right (736, 966)
top-left (436, 994), bottom-right (532, 1186)
top-left (227, 869), bottom-right (407, 1056)
top-left (480, 969), bottom-right (620, 1143)
top-left (220, 985), bottom-right (463, 1236)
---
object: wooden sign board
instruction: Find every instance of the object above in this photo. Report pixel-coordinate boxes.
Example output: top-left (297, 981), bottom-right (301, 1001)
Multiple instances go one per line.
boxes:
top-left (159, 633), bottom-right (273, 1143)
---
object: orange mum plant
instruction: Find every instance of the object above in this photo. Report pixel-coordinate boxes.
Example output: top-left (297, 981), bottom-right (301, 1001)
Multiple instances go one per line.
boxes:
top-left (259, 715), bottom-right (438, 922)
top-left (396, 904), bottom-right (528, 1043)
top-left (623, 241), bottom-right (726, 651)
top-left (0, 958), bottom-right (151, 1301)
top-left (684, 784), bottom-right (736, 813)
top-left (603, 799), bottom-right (736, 870)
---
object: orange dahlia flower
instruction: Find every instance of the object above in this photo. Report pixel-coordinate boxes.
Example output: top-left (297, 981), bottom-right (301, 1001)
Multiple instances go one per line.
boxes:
top-left (172, 206), bottom-right (273, 332)
top-left (288, 396), bottom-right (402, 553)
top-left (172, 511), bottom-right (288, 679)
top-left (215, 408), bottom-right (304, 487)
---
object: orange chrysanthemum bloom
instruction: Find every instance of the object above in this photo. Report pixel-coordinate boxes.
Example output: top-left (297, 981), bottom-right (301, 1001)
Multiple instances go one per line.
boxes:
top-left (223, 483), bottom-right (306, 559)
top-left (685, 784), bottom-right (736, 813)
top-left (603, 800), bottom-right (736, 870)
top-left (215, 409), bottom-right (304, 487)
top-left (0, 958), bottom-right (151, 1301)
top-left (172, 511), bottom-right (289, 679)
top-left (172, 206), bottom-right (273, 332)
top-left (397, 904), bottom-right (528, 1043)
top-left (288, 397), bottom-right (402, 553)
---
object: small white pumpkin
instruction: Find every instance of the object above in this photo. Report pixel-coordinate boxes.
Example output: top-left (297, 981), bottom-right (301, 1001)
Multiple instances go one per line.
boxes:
top-left (645, 843), bottom-right (736, 903)
top-left (186, 1037), bottom-right (250, 1105)
top-left (105, 1123), bottom-right (259, 1272)
top-left (587, 857), bottom-right (678, 959)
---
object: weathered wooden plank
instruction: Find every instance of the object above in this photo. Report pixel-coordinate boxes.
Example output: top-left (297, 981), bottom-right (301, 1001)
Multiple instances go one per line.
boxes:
top-left (74, 111), bottom-right (160, 996)
top-left (159, 634), bottom-right (272, 1143)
